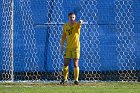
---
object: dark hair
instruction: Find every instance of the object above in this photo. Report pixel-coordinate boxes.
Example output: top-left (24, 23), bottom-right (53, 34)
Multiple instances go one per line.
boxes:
top-left (68, 12), bottom-right (76, 17)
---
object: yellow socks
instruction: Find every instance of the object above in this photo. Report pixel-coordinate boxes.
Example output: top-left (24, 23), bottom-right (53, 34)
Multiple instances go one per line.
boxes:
top-left (74, 67), bottom-right (79, 81)
top-left (63, 66), bottom-right (79, 81)
top-left (63, 66), bottom-right (69, 80)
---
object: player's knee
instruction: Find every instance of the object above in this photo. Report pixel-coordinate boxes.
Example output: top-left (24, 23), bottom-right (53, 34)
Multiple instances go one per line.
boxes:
top-left (64, 58), bottom-right (70, 66)
top-left (74, 65), bottom-right (79, 68)
top-left (74, 59), bottom-right (79, 67)
top-left (64, 64), bottom-right (69, 67)
top-left (64, 62), bottom-right (69, 66)
top-left (74, 63), bottom-right (79, 68)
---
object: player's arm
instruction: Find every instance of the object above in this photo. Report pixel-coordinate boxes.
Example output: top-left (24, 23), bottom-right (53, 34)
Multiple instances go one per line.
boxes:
top-left (60, 26), bottom-right (66, 50)
top-left (60, 31), bottom-right (66, 46)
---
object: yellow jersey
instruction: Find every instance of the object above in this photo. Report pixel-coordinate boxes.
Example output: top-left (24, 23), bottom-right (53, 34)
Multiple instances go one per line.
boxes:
top-left (61, 22), bottom-right (81, 50)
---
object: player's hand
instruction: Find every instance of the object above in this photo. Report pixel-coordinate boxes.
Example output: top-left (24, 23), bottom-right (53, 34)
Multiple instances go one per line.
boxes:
top-left (60, 45), bottom-right (64, 54)
top-left (78, 20), bottom-right (83, 24)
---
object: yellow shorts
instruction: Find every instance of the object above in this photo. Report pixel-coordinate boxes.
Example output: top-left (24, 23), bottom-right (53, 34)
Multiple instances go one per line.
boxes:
top-left (64, 48), bottom-right (80, 59)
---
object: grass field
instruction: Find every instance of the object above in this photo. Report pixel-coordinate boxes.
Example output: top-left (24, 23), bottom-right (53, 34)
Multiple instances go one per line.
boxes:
top-left (0, 82), bottom-right (140, 93)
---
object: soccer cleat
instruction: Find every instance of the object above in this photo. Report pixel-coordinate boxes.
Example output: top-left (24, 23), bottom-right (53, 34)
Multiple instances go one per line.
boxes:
top-left (74, 80), bottom-right (79, 85)
top-left (60, 79), bottom-right (67, 85)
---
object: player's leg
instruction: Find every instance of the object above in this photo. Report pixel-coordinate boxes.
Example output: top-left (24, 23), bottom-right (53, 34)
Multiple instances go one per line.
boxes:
top-left (60, 58), bottom-right (70, 84)
top-left (60, 50), bottom-right (71, 84)
top-left (63, 58), bottom-right (70, 81)
top-left (74, 58), bottom-right (79, 84)
top-left (72, 50), bottom-right (80, 84)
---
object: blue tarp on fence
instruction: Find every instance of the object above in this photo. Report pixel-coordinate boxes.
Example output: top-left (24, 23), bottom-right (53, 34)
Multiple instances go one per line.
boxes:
top-left (0, 0), bottom-right (140, 72)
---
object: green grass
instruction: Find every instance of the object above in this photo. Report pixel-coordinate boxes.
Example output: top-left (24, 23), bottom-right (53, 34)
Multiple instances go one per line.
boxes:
top-left (0, 82), bottom-right (140, 93)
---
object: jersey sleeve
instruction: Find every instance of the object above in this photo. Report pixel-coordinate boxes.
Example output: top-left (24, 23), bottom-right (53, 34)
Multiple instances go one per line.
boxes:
top-left (60, 25), bottom-right (66, 45)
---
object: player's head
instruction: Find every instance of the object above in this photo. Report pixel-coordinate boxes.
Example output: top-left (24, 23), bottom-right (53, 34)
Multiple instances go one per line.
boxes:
top-left (68, 12), bottom-right (76, 22)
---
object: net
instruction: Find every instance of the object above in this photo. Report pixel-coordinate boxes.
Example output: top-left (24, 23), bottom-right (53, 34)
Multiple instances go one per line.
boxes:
top-left (0, 0), bottom-right (139, 82)
top-left (2, 0), bottom-right (14, 81)
top-left (115, 0), bottom-right (137, 81)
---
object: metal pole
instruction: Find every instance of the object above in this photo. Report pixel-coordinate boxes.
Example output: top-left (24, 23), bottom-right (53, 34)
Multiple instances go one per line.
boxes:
top-left (10, 0), bottom-right (14, 82)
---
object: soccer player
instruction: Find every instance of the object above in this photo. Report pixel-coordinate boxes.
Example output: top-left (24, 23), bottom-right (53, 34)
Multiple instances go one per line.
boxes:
top-left (60, 12), bottom-right (83, 85)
